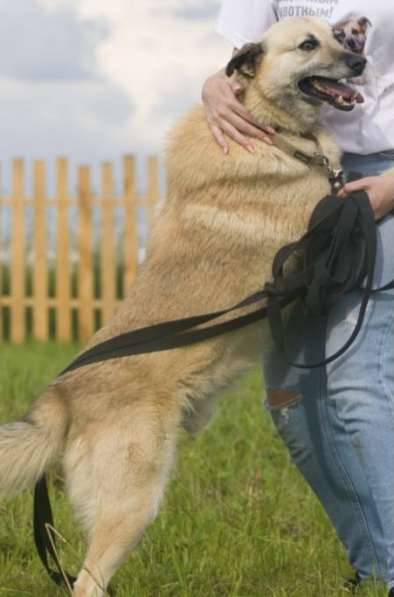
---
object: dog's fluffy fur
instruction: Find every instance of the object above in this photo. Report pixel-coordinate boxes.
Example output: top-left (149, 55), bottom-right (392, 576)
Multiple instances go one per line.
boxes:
top-left (0, 18), bottom-right (367, 596)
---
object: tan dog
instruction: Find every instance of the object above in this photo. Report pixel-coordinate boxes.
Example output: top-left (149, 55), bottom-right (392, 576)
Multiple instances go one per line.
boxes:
top-left (0, 17), bottom-right (366, 597)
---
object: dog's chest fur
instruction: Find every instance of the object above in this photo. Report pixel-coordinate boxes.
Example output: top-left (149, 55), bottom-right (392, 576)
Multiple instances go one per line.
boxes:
top-left (60, 100), bottom-right (341, 426)
top-left (166, 105), bottom-right (340, 250)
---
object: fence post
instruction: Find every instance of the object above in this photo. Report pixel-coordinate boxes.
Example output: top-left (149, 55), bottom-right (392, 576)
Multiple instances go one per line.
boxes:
top-left (78, 165), bottom-right (94, 340)
top-left (101, 162), bottom-right (116, 323)
top-left (0, 162), bottom-right (3, 342)
top-left (2, 154), bottom-right (159, 344)
top-left (33, 160), bottom-right (48, 340)
top-left (56, 157), bottom-right (71, 341)
top-left (123, 155), bottom-right (138, 292)
top-left (10, 159), bottom-right (25, 343)
top-left (146, 155), bottom-right (160, 241)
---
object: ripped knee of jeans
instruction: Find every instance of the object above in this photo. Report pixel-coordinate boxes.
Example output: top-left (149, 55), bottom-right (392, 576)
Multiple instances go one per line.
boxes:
top-left (265, 387), bottom-right (300, 410)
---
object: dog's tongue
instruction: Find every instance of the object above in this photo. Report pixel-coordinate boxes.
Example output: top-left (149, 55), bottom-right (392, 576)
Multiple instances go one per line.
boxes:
top-left (311, 77), bottom-right (364, 105)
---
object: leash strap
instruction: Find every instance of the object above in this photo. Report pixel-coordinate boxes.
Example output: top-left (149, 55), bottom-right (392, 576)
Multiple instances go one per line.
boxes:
top-left (33, 476), bottom-right (77, 587)
top-left (267, 188), bottom-right (377, 368)
top-left (59, 178), bottom-right (369, 377)
top-left (55, 185), bottom-right (382, 376)
top-left (60, 289), bottom-right (278, 375)
top-left (33, 181), bottom-right (392, 589)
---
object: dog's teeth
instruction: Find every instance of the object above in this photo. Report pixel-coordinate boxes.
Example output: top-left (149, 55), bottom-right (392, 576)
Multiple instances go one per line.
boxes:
top-left (337, 96), bottom-right (345, 104)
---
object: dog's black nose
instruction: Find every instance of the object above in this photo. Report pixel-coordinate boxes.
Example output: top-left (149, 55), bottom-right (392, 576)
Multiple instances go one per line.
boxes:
top-left (344, 53), bottom-right (367, 75)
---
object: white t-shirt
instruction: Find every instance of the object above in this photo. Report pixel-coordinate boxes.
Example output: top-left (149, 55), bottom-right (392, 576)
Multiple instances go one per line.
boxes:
top-left (216, 0), bottom-right (394, 154)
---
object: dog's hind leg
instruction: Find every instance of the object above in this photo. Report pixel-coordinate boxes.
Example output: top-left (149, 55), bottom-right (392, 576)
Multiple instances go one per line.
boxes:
top-left (65, 418), bottom-right (176, 597)
top-left (71, 487), bottom-right (163, 597)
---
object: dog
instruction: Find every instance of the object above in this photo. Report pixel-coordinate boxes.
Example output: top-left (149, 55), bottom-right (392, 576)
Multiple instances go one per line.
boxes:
top-left (0, 17), bottom-right (366, 597)
top-left (333, 14), bottom-right (371, 85)
top-left (333, 14), bottom-right (371, 55)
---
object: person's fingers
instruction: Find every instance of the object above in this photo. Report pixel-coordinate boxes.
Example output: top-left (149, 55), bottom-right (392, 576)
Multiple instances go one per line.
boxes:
top-left (229, 76), bottom-right (246, 93)
top-left (341, 176), bottom-right (375, 194)
top-left (262, 125), bottom-right (276, 135)
top-left (230, 102), bottom-right (276, 136)
top-left (231, 82), bottom-right (245, 97)
top-left (220, 121), bottom-right (256, 153)
top-left (341, 182), bottom-right (362, 194)
top-left (221, 111), bottom-right (273, 144)
top-left (227, 98), bottom-right (251, 119)
top-left (229, 116), bottom-right (274, 142)
top-left (210, 124), bottom-right (229, 154)
top-left (369, 198), bottom-right (381, 220)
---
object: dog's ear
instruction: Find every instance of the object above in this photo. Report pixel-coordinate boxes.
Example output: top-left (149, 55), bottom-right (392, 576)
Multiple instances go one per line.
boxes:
top-left (358, 16), bottom-right (372, 29)
top-left (225, 43), bottom-right (264, 78)
top-left (333, 26), bottom-right (346, 44)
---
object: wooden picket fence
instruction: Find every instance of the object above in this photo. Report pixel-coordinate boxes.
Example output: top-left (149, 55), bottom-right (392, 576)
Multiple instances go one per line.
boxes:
top-left (0, 156), bottom-right (160, 343)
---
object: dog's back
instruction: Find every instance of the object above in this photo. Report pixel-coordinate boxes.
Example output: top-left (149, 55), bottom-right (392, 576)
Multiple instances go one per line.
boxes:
top-left (0, 18), bottom-right (347, 597)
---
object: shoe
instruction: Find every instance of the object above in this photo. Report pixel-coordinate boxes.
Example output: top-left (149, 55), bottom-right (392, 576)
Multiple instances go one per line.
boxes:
top-left (388, 588), bottom-right (394, 596)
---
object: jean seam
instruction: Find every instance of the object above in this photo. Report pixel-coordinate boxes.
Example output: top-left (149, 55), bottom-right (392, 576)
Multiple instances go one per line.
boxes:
top-left (320, 367), bottom-right (380, 573)
top-left (377, 298), bottom-right (394, 585)
top-left (378, 298), bottom-right (394, 426)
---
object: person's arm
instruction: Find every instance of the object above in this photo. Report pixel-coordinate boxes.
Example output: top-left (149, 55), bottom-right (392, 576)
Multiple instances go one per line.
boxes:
top-left (202, 0), bottom-right (277, 154)
top-left (338, 172), bottom-right (394, 220)
top-left (202, 62), bottom-right (276, 154)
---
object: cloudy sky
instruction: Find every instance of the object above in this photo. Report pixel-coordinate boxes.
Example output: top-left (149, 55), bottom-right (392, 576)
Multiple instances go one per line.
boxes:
top-left (0, 0), bottom-right (230, 191)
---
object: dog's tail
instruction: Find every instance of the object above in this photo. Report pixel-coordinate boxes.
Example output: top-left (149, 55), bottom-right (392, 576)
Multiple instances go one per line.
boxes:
top-left (0, 389), bottom-right (68, 496)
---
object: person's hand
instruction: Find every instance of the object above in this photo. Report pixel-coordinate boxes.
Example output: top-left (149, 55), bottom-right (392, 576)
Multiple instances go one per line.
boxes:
top-left (338, 173), bottom-right (394, 220)
top-left (201, 69), bottom-right (276, 154)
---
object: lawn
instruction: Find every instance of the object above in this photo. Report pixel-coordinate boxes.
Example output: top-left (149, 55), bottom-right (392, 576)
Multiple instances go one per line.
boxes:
top-left (0, 343), bottom-right (388, 596)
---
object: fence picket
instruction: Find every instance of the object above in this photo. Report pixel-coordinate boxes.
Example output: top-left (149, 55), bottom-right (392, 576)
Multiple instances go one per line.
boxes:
top-left (123, 155), bottom-right (138, 291)
top-left (78, 166), bottom-right (94, 339)
top-left (101, 162), bottom-right (116, 323)
top-left (146, 155), bottom-right (160, 242)
top-left (56, 157), bottom-right (71, 341)
top-left (10, 159), bottom-right (25, 343)
top-left (33, 160), bottom-right (48, 340)
top-left (0, 155), bottom-right (160, 343)
top-left (0, 163), bottom-right (3, 342)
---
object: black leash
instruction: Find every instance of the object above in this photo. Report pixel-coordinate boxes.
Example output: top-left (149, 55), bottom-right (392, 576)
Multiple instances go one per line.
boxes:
top-left (59, 290), bottom-right (290, 376)
top-left (33, 179), bottom-right (394, 590)
top-left (58, 182), bottom-right (377, 375)
top-left (33, 476), bottom-right (77, 588)
top-left (267, 187), bottom-right (378, 367)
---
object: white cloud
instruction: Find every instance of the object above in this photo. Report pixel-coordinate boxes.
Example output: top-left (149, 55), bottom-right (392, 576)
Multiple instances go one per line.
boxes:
top-left (0, 77), bottom-right (131, 161)
top-left (0, 0), bottom-right (230, 175)
top-left (74, 0), bottom-right (230, 153)
top-left (0, 0), bottom-right (106, 80)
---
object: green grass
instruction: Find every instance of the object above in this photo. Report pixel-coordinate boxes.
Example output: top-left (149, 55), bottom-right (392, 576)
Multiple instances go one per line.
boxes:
top-left (0, 343), bottom-right (388, 596)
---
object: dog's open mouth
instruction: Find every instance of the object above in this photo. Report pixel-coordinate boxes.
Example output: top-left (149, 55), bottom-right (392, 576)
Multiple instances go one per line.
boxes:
top-left (298, 76), bottom-right (364, 111)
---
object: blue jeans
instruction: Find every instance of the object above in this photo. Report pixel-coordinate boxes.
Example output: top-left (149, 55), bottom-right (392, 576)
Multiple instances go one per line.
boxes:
top-left (264, 150), bottom-right (394, 587)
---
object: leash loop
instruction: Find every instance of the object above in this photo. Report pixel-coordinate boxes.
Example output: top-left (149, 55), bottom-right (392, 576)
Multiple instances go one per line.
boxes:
top-left (33, 174), bottom-right (387, 590)
top-left (34, 476), bottom-right (77, 588)
top-left (267, 185), bottom-right (377, 368)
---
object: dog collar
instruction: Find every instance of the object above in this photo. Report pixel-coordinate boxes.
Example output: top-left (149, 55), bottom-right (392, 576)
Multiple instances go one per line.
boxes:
top-left (272, 130), bottom-right (345, 194)
top-left (293, 149), bottom-right (345, 194)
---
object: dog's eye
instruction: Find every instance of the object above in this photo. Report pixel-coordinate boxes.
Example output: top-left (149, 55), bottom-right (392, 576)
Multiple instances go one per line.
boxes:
top-left (299, 39), bottom-right (319, 51)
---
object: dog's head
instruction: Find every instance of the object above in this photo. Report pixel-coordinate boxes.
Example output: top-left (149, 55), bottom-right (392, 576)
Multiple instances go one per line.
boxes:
top-left (226, 17), bottom-right (366, 125)
top-left (333, 15), bottom-right (371, 55)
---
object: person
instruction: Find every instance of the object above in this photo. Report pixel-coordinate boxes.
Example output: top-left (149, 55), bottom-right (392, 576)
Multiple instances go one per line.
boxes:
top-left (202, 2), bottom-right (394, 594)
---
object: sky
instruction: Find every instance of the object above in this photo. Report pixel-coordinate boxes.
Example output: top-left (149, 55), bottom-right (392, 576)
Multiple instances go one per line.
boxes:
top-left (0, 0), bottom-right (230, 193)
